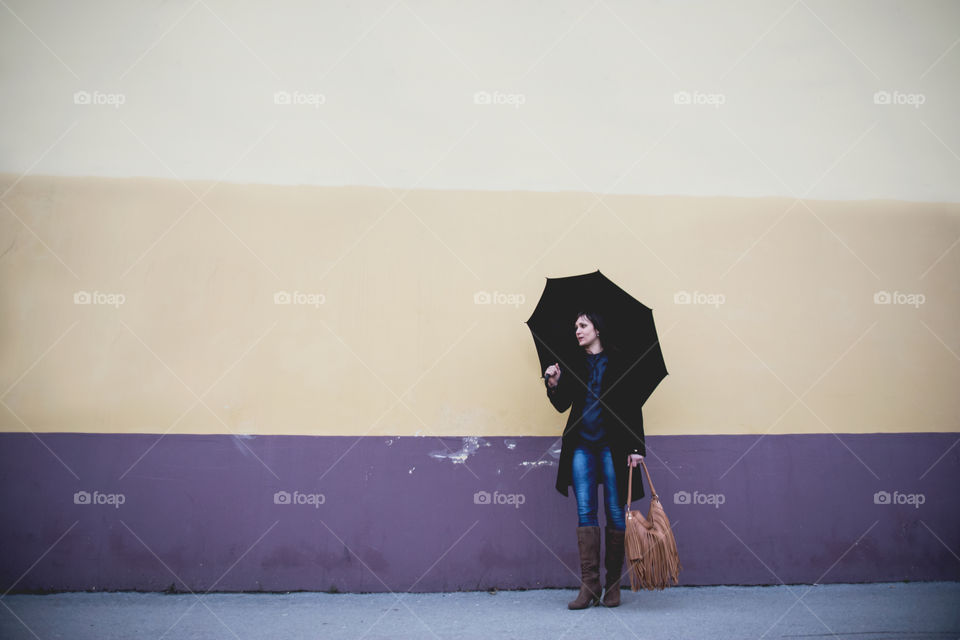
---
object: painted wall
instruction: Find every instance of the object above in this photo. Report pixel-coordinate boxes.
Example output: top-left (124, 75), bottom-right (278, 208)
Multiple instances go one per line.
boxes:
top-left (3, 177), bottom-right (957, 439)
top-left (1, 0), bottom-right (958, 592)
top-left (1, 432), bottom-right (957, 592)
top-left (2, 1), bottom-right (959, 202)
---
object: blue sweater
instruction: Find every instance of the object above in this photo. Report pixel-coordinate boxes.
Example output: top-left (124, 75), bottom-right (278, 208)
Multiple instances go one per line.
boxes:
top-left (578, 351), bottom-right (608, 443)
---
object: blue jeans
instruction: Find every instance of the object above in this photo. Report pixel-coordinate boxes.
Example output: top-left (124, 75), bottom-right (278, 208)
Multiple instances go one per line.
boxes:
top-left (571, 442), bottom-right (626, 531)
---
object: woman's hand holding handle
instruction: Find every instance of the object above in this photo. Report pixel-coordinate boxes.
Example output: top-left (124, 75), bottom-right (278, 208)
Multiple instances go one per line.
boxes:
top-left (544, 362), bottom-right (561, 388)
top-left (628, 454), bottom-right (643, 467)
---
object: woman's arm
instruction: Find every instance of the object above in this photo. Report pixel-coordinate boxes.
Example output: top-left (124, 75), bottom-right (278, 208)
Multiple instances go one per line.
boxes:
top-left (609, 365), bottom-right (646, 457)
top-left (623, 405), bottom-right (646, 458)
top-left (545, 364), bottom-right (572, 413)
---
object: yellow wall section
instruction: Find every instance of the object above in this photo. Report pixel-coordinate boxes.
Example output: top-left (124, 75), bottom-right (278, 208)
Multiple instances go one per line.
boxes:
top-left (1, 174), bottom-right (958, 437)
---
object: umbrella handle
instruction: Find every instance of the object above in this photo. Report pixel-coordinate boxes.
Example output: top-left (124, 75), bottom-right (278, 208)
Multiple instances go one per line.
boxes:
top-left (626, 458), bottom-right (658, 508)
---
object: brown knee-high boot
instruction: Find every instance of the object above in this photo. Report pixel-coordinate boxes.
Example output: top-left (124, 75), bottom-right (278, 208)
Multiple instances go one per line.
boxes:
top-left (568, 526), bottom-right (602, 609)
top-left (601, 526), bottom-right (626, 607)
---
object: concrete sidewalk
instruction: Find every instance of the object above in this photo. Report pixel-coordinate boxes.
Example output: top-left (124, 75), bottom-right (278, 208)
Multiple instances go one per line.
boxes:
top-left (1, 582), bottom-right (957, 639)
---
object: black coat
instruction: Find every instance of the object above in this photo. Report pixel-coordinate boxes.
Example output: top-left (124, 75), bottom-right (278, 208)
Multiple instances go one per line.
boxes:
top-left (546, 347), bottom-right (646, 503)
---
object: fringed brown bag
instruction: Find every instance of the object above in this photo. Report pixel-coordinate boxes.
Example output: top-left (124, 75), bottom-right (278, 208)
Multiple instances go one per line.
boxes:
top-left (625, 458), bottom-right (682, 591)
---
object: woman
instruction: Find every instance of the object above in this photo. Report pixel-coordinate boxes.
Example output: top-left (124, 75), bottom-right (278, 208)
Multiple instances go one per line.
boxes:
top-left (543, 310), bottom-right (645, 609)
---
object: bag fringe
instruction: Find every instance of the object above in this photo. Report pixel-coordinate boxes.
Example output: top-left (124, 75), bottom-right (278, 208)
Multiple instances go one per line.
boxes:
top-left (625, 496), bottom-right (682, 591)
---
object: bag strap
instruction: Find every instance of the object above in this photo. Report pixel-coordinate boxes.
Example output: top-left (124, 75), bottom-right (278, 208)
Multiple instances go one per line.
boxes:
top-left (626, 458), bottom-right (658, 508)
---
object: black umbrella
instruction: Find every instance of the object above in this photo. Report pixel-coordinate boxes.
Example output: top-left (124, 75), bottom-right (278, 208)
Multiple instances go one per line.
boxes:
top-left (525, 270), bottom-right (668, 408)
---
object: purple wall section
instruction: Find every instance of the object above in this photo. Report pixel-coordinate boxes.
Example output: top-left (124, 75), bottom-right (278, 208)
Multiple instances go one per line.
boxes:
top-left (0, 432), bottom-right (957, 593)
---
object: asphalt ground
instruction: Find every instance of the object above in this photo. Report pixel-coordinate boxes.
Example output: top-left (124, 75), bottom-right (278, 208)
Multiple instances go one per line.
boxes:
top-left (1, 581), bottom-right (957, 640)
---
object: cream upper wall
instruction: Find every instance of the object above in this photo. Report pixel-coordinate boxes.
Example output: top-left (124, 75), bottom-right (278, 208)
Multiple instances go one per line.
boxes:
top-left (1, 1), bottom-right (959, 201)
top-left (1, 175), bottom-right (958, 436)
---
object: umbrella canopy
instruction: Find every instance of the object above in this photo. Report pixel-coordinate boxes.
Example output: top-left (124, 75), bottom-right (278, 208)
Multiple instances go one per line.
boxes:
top-left (525, 270), bottom-right (668, 408)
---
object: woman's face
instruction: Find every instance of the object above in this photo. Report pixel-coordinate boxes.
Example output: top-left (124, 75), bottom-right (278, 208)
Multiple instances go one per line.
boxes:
top-left (575, 315), bottom-right (600, 349)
